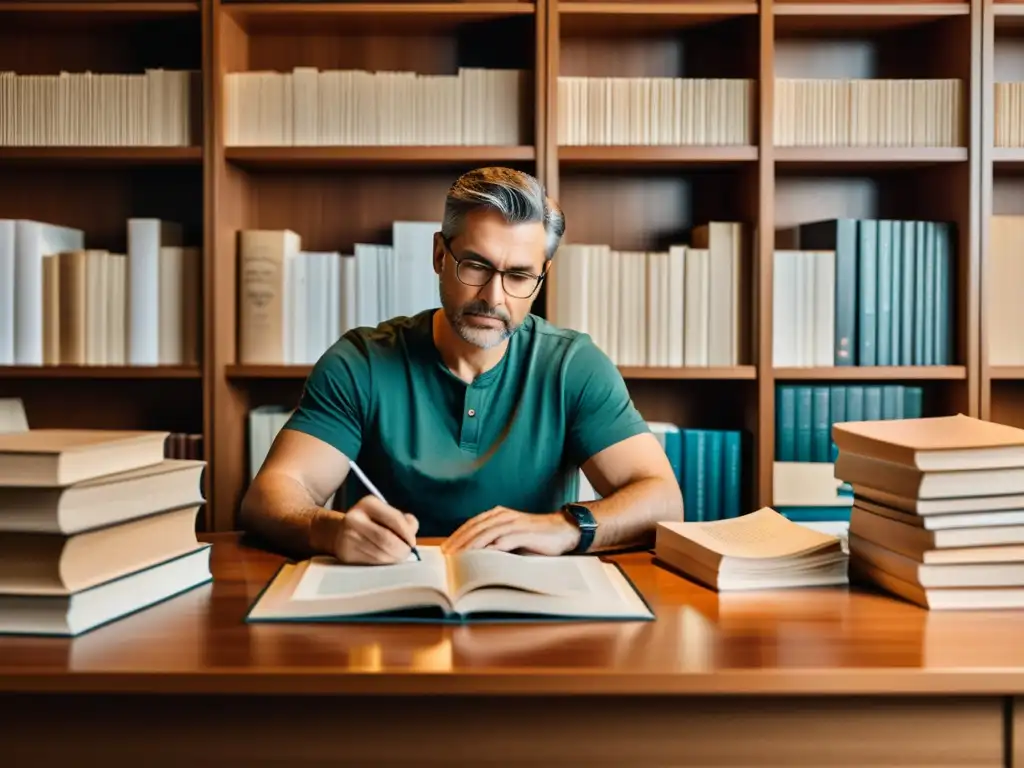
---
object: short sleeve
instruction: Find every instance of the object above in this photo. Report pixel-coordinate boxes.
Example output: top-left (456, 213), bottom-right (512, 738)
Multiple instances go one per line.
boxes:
top-left (283, 334), bottom-right (371, 461)
top-left (564, 336), bottom-right (650, 466)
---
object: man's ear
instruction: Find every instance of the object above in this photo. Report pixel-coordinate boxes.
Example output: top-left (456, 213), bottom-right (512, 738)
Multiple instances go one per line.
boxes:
top-left (432, 232), bottom-right (445, 275)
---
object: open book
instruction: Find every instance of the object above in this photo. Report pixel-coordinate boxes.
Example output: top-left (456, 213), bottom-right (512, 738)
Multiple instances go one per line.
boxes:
top-left (246, 545), bottom-right (653, 623)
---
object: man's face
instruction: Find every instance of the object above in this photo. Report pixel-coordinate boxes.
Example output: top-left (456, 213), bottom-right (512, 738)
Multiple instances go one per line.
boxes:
top-left (434, 209), bottom-right (549, 350)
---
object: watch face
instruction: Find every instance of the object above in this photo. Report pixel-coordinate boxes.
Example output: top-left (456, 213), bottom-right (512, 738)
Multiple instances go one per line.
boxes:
top-left (567, 504), bottom-right (597, 528)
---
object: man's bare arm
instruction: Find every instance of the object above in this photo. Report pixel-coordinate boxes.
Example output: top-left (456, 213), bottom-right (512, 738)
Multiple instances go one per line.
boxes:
top-left (577, 431), bottom-right (684, 552)
top-left (238, 429), bottom-right (351, 558)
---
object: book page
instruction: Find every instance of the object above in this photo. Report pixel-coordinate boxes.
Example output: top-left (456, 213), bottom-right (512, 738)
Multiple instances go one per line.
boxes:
top-left (661, 507), bottom-right (841, 560)
top-left (290, 546), bottom-right (449, 601)
top-left (449, 549), bottom-right (600, 600)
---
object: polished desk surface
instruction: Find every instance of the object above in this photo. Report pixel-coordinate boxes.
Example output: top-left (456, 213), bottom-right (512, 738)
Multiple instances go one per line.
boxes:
top-left (3, 532), bottom-right (1024, 696)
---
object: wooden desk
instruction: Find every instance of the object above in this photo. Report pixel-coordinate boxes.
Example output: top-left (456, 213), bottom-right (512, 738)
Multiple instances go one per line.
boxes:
top-left (2, 533), bottom-right (1024, 766)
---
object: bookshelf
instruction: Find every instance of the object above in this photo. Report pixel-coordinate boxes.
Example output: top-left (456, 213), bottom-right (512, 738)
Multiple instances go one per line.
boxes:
top-left (981, 0), bottom-right (1024, 434)
top-left (0, 0), bottom-right (997, 532)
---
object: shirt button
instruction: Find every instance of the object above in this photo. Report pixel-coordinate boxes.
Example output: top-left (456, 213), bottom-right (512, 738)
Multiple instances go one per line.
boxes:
top-left (467, 409), bottom-right (476, 417)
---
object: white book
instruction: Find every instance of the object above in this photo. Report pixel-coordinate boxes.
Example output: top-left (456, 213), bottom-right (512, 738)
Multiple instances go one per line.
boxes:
top-left (392, 221), bottom-right (440, 318)
top-left (0, 220), bottom-right (15, 364)
top-left (14, 220), bottom-right (84, 365)
top-left (128, 218), bottom-right (182, 365)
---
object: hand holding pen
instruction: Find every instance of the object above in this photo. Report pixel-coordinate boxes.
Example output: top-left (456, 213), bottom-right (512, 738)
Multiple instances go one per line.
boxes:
top-left (332, 461), bottom-right (422, 565)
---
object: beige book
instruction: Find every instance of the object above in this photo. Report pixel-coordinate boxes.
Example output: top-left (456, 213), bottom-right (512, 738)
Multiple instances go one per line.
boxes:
top-left (0, 458), bottom-right (204, 533)
top-left (850, 555), bottom-right (1024, 610)
top-left (653, 507), bottom-right (848, 591)
top-left (850, 504), bottom-right (1024, 561)
top-left (0, 544), bottom-right (212, 637)
top-left (833, 413), bottom-right (1024, 471)
top-left (854, 495), bottom-right (1024, 531)
top-left (0, 429), bottom-right (169, 486)
top-left (58, 249), bottom-right (87, 365)
top-left (850, 533), bottom-right (1024, 590)
top-left (851, 482), bottom-right (1024, 515)
top-left (246, 546), bottom-right (653, 623)
top-left (238, 229), bottom-right (300, 364)
top-left (41, 254), bottom-right (60, 365)
top-left (836, 451), bottom-right (1024, 499)
top-left (0, 504), bottom-right (201, 595)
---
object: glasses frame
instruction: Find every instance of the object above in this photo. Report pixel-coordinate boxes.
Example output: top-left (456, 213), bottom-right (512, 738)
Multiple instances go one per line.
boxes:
top-left (441, 234), bottom-right (547, 299)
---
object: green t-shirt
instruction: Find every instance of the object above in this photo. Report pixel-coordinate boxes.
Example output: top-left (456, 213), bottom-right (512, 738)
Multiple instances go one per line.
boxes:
top-left (284, 310), bottom-right (650, 536)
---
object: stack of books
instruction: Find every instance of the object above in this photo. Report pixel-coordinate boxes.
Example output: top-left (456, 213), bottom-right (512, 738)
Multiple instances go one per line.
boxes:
top-left (834, 413), bottom-right (1024, 609)
top-left (653, 507), bottom-right (849, 591)
top-left (0, 428), bottom-right (212, 636)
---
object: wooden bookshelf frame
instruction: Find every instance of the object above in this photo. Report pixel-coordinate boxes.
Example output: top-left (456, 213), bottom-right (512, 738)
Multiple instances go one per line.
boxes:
top-left (0, 0), bottom-right (993, 530)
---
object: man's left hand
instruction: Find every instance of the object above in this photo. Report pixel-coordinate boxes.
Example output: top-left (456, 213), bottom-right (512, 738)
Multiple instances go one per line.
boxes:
top-left (441, 507), bottom-right (580, 556)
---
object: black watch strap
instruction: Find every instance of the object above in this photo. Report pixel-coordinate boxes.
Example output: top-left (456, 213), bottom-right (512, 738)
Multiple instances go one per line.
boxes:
top-left (562, 503), bottom-right (597, 554)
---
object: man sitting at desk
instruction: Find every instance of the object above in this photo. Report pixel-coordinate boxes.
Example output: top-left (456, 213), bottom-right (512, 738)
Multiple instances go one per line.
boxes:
top-left (240, 166), bottom-right (683, 565)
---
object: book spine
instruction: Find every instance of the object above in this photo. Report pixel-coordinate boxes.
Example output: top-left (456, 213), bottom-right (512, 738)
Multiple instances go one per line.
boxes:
top-left (795, 385), bottom-right (813, 462)
top-left (706, 430), bottom-right (723, 522)
top-left (682, 429), bottom-right (707, 522)
top-left (890, 220), bottom-right (903, 365)
top-left (828, 384), bottom-right (846, 461)
top-left (723, 431), bottom-right (741, 518)
top-left (876, 219), bottom-right (892, 365)
top-left (857, 219), bottom-right (878, 366)
top-left (812, 386), bottom-right (830, 462)
top-left (776, 385), bottom-right (796, 461)
top-left (900, 222), bottom-right (916, 365)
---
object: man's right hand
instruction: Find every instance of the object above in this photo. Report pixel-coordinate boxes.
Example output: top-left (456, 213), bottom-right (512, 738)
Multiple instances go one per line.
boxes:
top-left (332, 495), bottom-right (419, 565)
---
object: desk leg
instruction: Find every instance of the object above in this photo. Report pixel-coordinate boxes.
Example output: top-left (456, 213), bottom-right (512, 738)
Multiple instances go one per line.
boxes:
top-left (0, 693), bottom-right (1007, 766)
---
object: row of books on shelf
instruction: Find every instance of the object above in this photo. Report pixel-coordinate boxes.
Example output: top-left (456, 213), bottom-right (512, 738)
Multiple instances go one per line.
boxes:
top-left (551, 222), bottom-right (743, 368)
top-left (0, 218), bottom-right (199, 367)
top-left (775, 383), bottom-right (924, 463)
top-left (0, 70), bottom-right (197, 148)
top-left (987, 215), bottom-right (1024, 365)
top-left (774, 78), bottom-right (962, 148)
top-left (556, 77), bottom-right (753, 147)
top-left (4, 68), bottom-right (1024, 151)
top-left (773, 218), bottom-right (954, 368)
top-left (238, 223), bottom-right (438, 366)
top-left (225, 68), bottom-right (525, 147)
top-left (0, 410), bottom-right (210, 635)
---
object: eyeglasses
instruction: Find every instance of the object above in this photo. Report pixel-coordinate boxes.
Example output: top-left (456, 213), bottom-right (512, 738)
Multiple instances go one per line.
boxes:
top-left (441, 235), bottom-right (546, 299)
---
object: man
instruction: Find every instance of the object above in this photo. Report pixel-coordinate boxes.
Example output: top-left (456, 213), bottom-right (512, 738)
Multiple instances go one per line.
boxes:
top-left (240, 167), bottom-right (684, 565)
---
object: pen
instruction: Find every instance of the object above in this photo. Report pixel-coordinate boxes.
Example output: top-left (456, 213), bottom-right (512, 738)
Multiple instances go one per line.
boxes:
top-left (348, 460), bottom-right (421, 561)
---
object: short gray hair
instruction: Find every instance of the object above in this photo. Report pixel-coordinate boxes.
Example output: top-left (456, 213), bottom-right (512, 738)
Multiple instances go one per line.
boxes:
top-left (441, 167), bottom-right (565, 259)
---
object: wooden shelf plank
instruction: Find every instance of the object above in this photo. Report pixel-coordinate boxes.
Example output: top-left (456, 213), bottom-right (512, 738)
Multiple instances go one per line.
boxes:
top-left (0, 366), bottom-right (202, 379)
top-left (0, 2), bottom-right (199, 26)
top-left (559, 145), bottom-right (758, 169)
top-left (993, 147), bottom-right (1024, 170)
top-left (222, 2), bottom-right (535, 33)
top-left (774, 366), bottom-right (966, 380)
top-left (0, 1), bottom-right (199, 13)
top-left (227, 364), bottom-right (757, 381)
top-left (559, 2), bottom-right (757, 34)
top-left (618, 366), bottom-right (757, 380)
top-left (775, 146), bottom-right (968, 170)
top-left (0, 146), bottom-right (202, 167)
top-left (774, 2), bottom-right (968, 32)
top-left (227, 365), bottom-right (311, 380)
top-left (989, 366), bottom-right (1024, 380)
top-left (225, 145), bottom-right (536, 170)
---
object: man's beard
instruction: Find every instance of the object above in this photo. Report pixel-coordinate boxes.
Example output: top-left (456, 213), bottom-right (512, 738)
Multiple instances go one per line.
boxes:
top-left (440, 281), bottom-right (519, 349)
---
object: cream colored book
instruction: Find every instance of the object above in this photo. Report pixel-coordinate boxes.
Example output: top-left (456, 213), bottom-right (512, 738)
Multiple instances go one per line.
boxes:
top-left (246, 546), bottom-right (653, 624)
top-left (0, 429), bottom-right (169, 486)
top-left (654, 507), bottom-right (848, 591)
top-left (832, 413), bottom-right (1024, 471)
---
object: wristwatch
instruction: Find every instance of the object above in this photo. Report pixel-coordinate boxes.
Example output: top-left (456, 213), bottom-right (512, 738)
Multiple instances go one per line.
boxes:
top-left (561, 503), bottom-right (598, 554)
